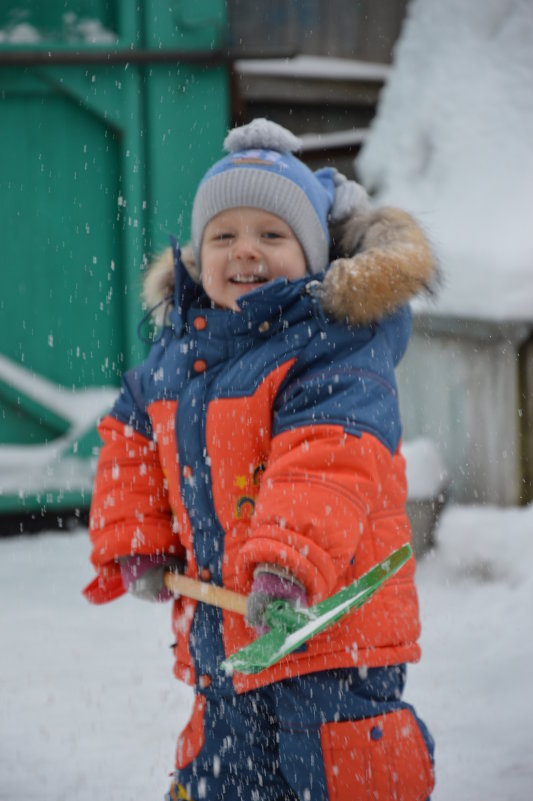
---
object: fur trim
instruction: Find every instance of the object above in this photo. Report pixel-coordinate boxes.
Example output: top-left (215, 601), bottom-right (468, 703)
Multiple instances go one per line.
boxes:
top-left (142, 208), bottom-right (437, 327)
top-left (142, 244), bottom-right (198, 327)
top-left (322, 207), bottom-right (437, 326)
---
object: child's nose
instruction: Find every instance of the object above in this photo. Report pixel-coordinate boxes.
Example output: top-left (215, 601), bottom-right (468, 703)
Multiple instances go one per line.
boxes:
top-left (232, 235), bottom-right (261, 260)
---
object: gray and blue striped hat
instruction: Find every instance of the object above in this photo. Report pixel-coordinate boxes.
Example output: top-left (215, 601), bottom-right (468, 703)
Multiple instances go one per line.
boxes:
top-left (191, 118), bottom-right (337, 274)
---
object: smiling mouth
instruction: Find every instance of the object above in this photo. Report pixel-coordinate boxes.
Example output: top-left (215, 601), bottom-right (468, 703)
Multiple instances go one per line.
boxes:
top-left (230, 275), bottom-right (268, 284)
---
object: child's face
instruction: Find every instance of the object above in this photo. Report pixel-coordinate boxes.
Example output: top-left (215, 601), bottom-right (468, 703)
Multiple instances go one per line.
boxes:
top-left (200, 207), bottom-right (307, 310)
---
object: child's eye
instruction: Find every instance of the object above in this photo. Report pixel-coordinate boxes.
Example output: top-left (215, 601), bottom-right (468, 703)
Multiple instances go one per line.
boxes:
top-left (262, 231), bottom-right (282, 240)
top-left (215, 232), bottom-right (233, 241)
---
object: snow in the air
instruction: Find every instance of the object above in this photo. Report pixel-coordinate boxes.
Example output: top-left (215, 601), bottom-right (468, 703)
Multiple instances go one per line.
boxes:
top-left (1, 505), bottom-right (532, 800)
top-left (1, 0), bottom-right (533, 798)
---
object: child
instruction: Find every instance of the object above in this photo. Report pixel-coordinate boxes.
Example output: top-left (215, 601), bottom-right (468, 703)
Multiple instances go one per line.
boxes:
top-left (84, 118), bottom-right (436, 800)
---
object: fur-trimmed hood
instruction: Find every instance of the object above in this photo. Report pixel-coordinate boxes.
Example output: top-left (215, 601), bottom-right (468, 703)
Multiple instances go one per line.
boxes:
top-left (143, 207), bottom-right (437, 328)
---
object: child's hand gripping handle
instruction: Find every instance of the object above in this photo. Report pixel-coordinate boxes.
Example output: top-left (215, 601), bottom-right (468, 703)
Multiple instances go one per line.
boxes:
top-left (163, 571), bottom-right (248, 615)
top-left (162, 571), bottom-right (307, 631)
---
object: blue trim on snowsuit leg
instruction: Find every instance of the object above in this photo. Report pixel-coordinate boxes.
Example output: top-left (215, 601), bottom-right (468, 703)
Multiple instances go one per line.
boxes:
top-left (166, 666), bottom-right (434, 801)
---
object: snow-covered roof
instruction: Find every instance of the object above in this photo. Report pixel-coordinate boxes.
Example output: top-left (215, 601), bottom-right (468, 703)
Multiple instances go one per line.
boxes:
top-left (356, 0), bottom-right (533, 322)
top-left (234, 55), bottom-right (390, 83)
top-left (298, 128), bottom-right (367, 152)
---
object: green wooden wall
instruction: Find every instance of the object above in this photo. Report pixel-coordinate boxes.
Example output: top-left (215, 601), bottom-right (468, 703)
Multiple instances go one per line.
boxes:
top-left (0, 0), bottom-right (229, 446)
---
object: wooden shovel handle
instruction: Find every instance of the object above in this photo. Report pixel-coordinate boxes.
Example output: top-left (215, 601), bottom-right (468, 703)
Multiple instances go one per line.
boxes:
top-left (163, 571), bottom-right (248, 616)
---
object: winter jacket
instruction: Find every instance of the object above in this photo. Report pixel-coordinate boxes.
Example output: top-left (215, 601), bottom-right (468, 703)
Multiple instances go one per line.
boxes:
top-left (85, 207), bottom-right (436, 695)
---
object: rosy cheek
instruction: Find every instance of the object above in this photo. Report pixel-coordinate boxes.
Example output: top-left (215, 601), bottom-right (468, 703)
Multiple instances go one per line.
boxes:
top-left (202, 272), bottom-right (214, 290)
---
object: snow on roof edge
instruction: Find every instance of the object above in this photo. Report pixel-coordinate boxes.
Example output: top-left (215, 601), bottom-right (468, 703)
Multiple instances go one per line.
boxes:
top-left (234, 55), bottom-right (390, 82)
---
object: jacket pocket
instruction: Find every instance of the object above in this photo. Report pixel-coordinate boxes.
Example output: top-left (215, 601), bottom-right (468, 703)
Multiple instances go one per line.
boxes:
top-left (320, 708), bottom-right (434, 801)
top-left (175, 694), bottom-right (206, 770)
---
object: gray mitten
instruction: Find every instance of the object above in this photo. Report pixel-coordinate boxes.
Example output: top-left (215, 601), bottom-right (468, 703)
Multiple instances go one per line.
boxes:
top-left (246, 566), bottom-right (307, 635)
top-left (120, 554), bottom-right (182, 602)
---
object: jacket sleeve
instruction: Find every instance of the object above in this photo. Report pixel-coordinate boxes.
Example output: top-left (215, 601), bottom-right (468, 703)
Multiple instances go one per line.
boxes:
top-left (85, 370), bottom-right (184, 603)
top-left (236, 317), bottom-right (408, 604)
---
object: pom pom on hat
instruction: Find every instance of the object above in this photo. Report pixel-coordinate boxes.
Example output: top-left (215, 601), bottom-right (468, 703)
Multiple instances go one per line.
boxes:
top-left (191, 118), bottom-right (335, 274)
top-left (224, 118), bottom-right (303, 154)
top-left (330, 169), bottom-right (370, 223)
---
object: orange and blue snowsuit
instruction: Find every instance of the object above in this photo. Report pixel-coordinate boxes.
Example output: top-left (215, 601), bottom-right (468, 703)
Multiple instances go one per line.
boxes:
top-left (86, 245), bottom-right (434, 800)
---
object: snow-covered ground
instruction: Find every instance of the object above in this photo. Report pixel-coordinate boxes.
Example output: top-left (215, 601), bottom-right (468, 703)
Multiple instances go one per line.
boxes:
top-left (1, 503), bottom-right (532, 800)
top-left (1, 2), bottom-right (532, 798)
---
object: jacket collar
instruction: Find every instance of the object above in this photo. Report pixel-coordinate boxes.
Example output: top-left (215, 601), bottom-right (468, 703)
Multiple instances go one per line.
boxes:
top-left (143, 208), bottom-right (437, 334)
top-left (169, 239), bottom-right (323, 336)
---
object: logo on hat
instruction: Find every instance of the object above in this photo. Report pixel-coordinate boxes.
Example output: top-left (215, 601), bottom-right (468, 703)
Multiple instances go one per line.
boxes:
top-left (230, 149), bottom-right (287, 169)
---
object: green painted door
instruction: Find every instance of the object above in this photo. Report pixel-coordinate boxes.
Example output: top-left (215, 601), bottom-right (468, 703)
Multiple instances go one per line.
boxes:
top-left (0, 0), bottom-right (228, 512)
top-left (0, 0), bottom-right (228, 441)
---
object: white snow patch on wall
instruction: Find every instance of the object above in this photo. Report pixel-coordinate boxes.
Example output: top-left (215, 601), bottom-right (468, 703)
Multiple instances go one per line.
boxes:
top-left (357, 0), bottom-right (533, 322)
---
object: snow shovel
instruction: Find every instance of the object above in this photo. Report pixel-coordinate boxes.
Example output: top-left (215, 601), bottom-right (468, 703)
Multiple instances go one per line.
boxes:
top-left (163, 542), bottom-right (412, 675)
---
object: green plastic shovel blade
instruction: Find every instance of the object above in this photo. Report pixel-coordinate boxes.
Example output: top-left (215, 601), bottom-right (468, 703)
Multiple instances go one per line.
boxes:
top-left (221, 542), bottom-right (412, 675)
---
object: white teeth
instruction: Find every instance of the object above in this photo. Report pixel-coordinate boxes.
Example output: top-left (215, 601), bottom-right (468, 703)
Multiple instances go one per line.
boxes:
top-left (231, 275), bottom-right (266, 284)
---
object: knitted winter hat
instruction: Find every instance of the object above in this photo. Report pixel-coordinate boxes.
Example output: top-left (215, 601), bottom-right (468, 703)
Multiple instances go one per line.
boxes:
top-left (191, 118), bottom-right (340, 274)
